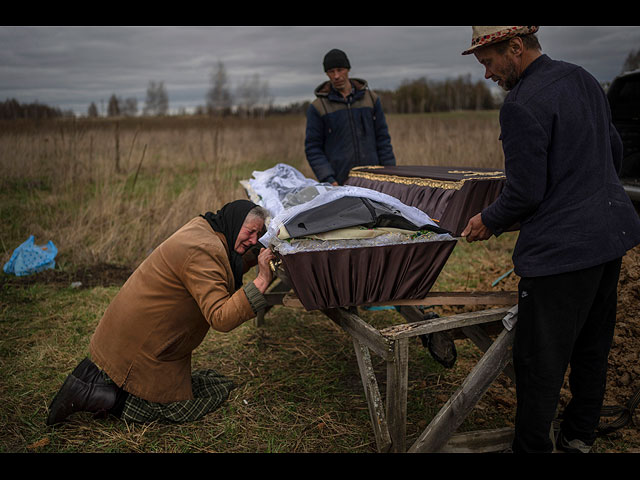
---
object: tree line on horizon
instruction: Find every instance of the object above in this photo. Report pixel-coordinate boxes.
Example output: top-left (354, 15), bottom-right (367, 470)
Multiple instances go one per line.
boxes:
top-left (3, 50), bottom-right (639, 121)
top-left (0, 74), bottom-right (500, 121)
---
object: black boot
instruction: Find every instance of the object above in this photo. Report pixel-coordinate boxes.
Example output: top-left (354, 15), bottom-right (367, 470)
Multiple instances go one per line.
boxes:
top-left (422, 331), bottom-right (457, 369)
top-left (418, 311), bottom-right (457, 369)
top-left (46, 357), bottom-right (120, 426)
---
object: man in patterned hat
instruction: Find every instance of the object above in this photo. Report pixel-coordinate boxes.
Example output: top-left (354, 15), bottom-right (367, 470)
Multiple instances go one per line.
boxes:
top-left (304, 48), bottom-right (396, 186)
top-left (461, 26), bottom-right (640, 453)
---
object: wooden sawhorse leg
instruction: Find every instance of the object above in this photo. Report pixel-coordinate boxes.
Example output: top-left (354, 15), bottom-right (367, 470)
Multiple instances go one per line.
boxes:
top-left (407, 327), bottom-right (515, 452)
top-left (326, 306), bottom-right (516, 453)
top-left (264, 292), bottom-right (517, 453)
top-left (323, 307), bottom-right (403, 452)
top-left (386, 336), bottom-right (409, 452)
top-left (382, 307), bottom-right (517, 453)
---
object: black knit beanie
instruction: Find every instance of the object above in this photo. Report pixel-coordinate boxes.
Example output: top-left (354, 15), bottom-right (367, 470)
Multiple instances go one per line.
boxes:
top-left (323, 49), bottom-right (351, 72)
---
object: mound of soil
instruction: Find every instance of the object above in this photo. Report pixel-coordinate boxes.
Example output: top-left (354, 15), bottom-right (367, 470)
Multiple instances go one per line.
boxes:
top-left (605, 245), bottom-right (640, 411)
top-left (0, 263), bottom-right (133, 289)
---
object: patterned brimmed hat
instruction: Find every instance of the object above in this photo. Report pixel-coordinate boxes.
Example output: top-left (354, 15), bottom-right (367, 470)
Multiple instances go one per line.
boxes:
top-left (461, 26), bottom-right (539, 55)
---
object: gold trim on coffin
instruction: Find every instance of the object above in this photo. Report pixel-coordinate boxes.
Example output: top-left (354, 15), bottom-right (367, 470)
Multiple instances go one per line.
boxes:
top-left (349, 166), bottom-right (505, 191)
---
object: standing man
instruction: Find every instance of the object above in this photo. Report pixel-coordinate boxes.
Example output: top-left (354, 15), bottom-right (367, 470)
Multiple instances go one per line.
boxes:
top-left (305, 48), bottom-right (396, 186)
top-left (460, 26), bottom-right (640, 453)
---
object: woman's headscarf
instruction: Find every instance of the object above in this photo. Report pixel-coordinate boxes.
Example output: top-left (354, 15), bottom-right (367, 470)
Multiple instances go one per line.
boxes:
top-left (201, 199), bottom-right (258, 290)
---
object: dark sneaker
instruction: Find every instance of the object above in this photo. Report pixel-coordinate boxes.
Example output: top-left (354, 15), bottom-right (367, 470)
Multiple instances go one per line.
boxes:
top-left (557, 431), bottom-right (593, 453)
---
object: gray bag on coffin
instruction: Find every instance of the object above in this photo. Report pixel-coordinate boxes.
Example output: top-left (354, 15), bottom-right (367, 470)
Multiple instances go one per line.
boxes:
top-left (283, 196), bottom-right (450, 239)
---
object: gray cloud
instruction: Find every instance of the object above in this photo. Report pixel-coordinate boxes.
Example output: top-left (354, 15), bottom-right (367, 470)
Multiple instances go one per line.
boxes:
top-left (1, 26), bottom-right (638, 115)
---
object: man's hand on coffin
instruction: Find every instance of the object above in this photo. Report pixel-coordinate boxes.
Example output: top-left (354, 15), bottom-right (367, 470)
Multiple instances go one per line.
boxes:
top-left (253, 248), bottom-right (276, 293)
top-left (461, 213), bottom-right (492, 242)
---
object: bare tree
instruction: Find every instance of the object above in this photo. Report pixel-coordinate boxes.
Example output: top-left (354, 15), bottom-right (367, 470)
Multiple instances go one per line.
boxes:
top-left (622, 48), bottom-right (640, 73)
top-left (236, 73), bottom-right (272, 117)
top-left (206, 61), bottom-right (233, 116)
top-left (121, 97), bottom-right (138, 117)
top-left (107, 94), bottom-right (120, 117)
top-left (0, 98), bottom-right (68, 119)
top-left (87, 102), bottom-right (99, 118)
top-left (384, 75), bottom-right (497, 114)
top-left (143, 81), bottom-right (169, 116)
top-left (261, 80), bottom-right (274, 113)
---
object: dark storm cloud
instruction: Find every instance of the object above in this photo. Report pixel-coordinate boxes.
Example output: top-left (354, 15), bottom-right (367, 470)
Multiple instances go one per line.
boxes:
top-left (1, 26), bottom-right (638, 115)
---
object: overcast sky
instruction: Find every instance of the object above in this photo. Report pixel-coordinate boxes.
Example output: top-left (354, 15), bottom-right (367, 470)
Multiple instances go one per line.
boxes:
top-left (1, 26), bottom-right (639, 115)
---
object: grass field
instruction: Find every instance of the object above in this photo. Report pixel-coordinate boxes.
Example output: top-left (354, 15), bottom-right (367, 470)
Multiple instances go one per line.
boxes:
top-left (0, 112), bottom-right (541, 453)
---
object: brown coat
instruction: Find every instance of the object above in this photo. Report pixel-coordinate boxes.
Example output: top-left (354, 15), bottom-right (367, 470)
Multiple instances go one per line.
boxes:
top-left (89, 216), bottom-right (255, 403)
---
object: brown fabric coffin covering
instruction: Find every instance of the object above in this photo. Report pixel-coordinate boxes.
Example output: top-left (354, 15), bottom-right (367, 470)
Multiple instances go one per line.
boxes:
top-left (345, 166), bottom-right (507, 236)
top-left (278, 239), bottom-right (457, 311)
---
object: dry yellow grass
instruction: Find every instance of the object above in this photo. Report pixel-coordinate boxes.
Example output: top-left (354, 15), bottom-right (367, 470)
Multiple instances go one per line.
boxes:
top-left (389, 111), bottom-right (503, 168)
top-left (4, 112), bottom-right (638, 454)
top-left (0, 111), bottom-right (503, 269)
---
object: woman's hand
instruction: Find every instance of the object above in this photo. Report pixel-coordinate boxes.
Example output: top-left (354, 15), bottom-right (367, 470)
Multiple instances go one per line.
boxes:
top-left (253, 248), bottom-right (276, 293)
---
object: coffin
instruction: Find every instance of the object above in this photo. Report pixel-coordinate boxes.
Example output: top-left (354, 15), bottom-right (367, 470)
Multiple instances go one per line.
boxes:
top-left (244, 164), bottom-right (507, 311)
top-left (345, 165), bottom-right (506, 236)
top-left (276, 238), bottom-right (456, 310)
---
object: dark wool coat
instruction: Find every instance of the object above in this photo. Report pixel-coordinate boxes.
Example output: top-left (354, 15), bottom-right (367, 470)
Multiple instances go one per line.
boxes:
top-left (482, 54), bottom-right (640, 277)
top-left (304, 78), bottom-right (396, 185)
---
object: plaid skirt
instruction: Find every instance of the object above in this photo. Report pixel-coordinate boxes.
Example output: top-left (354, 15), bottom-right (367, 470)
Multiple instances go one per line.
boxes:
top-left (105, 369), bottom-right (235, 424)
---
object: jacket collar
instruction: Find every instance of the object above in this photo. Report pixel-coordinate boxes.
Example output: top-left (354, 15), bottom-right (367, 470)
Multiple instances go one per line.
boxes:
top-left (519, 53), bottom-right (550, 83)
top-left (505, 54), bottom-right (551, 102)
top-left (314, 78), bottom-right (368, 102)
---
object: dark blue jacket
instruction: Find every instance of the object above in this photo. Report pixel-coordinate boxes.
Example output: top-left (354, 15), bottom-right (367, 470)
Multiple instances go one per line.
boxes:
top-left (304, 78), bottom-right (396, 185)
top-left (482, 54), bottom-right (640, 277)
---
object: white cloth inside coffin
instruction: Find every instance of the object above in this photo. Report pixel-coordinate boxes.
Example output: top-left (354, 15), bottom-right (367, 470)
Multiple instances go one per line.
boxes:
top-left (245, 163), bottom-right (321, 218)
top-left (244, 164), bottom-right (456, 255)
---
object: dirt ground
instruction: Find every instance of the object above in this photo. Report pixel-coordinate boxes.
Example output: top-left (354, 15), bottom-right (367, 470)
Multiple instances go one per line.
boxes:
top-left (2, 262), bottom-right (135, 289)
top-left (4, 245), bottom-right (639, 451)
top-left (602, 244), bottom-right (640, 437)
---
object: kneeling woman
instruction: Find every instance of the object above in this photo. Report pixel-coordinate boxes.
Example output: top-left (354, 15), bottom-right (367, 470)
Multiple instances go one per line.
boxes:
top-left (47, 200), bottom-right (275, 425)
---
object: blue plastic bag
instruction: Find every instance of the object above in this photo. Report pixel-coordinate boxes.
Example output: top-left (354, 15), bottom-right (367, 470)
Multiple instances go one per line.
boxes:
top-left (3, 235), bottom-right (58, 276)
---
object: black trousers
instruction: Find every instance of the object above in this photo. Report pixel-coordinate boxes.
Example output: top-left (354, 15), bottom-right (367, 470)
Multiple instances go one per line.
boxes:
top-left (511, 257), bottom-right (622, 453)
